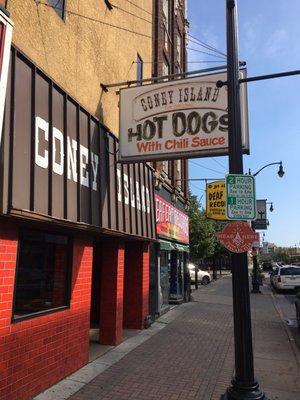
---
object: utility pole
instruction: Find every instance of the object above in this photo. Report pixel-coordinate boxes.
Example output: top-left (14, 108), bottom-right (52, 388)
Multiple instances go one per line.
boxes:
top-left (222, 1), bottom-right (266, 399)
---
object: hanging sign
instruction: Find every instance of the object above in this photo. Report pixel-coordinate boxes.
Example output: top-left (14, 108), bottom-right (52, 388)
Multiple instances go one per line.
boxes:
top-left (251, 199), bottom-right (267, 230)
top-left (226, 174), bottom-right (256, 220)
top-left (217, 221), bottom-right (259, 253)
top-left (0, 10), bottom-right (13, 143)
top-left (206, 180), bottom-right (227, 220)
top-left (155, 194), bottom-right (189, 244)
top-left (119, 70), bottom-right (249, 162)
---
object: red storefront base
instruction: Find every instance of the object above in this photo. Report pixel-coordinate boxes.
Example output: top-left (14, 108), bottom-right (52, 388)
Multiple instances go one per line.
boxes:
top-left (0, 223), bottom-right (150, 400)
top-left (0, 223), bottom-right (93, 400)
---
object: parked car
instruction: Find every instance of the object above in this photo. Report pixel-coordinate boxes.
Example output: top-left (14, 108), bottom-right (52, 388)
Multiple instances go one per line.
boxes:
top-left (262, 261), bottom-right (273, 272)
top-left (270, 265), bottom-right (300, 291)
top-left (295, 292), bottom-right (300, 329)
top-left (263, 261), bottom-right (281, 272)
top-left (187, 263), bottom-right (211, 285)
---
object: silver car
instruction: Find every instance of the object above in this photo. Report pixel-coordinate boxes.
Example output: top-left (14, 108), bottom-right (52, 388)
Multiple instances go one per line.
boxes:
top-left (187, 263), bottom-right (211, 285)
top-left (270, 265), bottom-right (300, 291)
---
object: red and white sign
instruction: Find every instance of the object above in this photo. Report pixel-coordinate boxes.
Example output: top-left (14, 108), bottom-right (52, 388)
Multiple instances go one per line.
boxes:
top-left (155, 194), bottom-right (189, 244)
top-left (0, 10), bottom-right (13, 143)
top-left (217, 221), bottom-right (259, 253)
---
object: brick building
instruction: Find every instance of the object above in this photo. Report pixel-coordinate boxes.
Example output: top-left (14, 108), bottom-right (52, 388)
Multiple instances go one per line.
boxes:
top-left (149, 0), bottom-right (189, 315)
top-left (0, 1), bottom-right (189, 399)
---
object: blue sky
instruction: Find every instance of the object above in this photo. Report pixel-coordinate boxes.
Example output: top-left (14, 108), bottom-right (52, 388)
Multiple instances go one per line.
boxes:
top-left (187, 0), bottom-right (300, 247)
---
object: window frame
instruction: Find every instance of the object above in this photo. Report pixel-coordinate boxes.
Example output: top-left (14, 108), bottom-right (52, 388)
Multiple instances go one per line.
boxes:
top-left (162, 53), bottom-right (170, 78)
top-left (176, 29), bottom-right (182, 67)
top-left (162, 0), bottom-right (171, 51)
top-left (47, 0), bottom-right (67, 21)
top-left (136, 53), bottom-right (143, 85)
top-left (12, 229), bottom-right (73, 323)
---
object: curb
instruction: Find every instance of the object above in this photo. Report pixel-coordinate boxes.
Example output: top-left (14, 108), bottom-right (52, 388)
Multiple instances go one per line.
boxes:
top-left (269, 289), bottom-right (300, 367)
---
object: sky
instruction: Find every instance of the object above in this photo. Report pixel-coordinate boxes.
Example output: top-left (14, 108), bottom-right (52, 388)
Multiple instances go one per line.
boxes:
top-left (187, 0), bottom-right (300, 247)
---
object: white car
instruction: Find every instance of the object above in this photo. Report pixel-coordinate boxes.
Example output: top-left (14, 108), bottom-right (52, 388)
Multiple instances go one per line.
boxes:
top-left (187, 263), bottom-right (211, 285)
top-left (270, 265), bottom-right (300, 291)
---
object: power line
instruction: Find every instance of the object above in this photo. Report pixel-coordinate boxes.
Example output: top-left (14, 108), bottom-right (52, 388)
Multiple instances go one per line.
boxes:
top-left (38, 2), bottom-right (152, 39)
top-left (187, 38), bottom-right (226, 59)
top-left (111, 3), bottom-right (152, 25)
top-left (123, 0), bottom-right (152, 16)
top-left (189, 182), bottom-right (206, 192)
top-left (188, 33), bottom-right (227, 58)
top-left (187, 47), bottom-right (226, 59)
top-left (211, 158), bottom-right (228, 171)
top-left (189, 160), bottom-right (224, 175)
top-left (187, 60), bottom-right (228, 63)
top-left (134, 60), bottom-right (227, 64)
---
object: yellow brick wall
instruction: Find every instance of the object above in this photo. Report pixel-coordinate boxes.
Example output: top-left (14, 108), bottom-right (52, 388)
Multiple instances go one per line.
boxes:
top-left (7, 0), bottom-right (152, 135)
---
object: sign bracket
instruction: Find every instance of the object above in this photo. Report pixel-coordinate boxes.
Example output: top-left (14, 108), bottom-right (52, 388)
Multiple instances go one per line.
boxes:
top-left (100, 63), bottom-right (247, 92)
top-left (217, 68), bottom-right (300, 87)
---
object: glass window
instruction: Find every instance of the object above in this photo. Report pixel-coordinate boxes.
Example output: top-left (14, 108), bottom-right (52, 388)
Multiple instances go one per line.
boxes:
top-left (162, 55), bottom-right (170, 77)
top-left (176, 31), bottom-right (182, 67)
top-left (136, 54), bottom-right (143, 85)
top-left (162, 161), bottom-right (168, 174)
top-left (280, 267), bottom-right (300, 276)
top-left (162, 0), bottom-right (169, 51)
top-left (48, 0), bottom-right (66, 19)
top-left (13, 230), bottom-right (72, 320)
top-left (160, 250), bottom-right (170, 306)
top-left (175, 160), bottom-right (182, 187)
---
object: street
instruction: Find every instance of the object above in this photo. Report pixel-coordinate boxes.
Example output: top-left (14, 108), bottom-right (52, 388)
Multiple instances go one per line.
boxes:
top-left (266, 275), bottom-right (300, 353)
top-left (35, 276), bottom-right (300, 400)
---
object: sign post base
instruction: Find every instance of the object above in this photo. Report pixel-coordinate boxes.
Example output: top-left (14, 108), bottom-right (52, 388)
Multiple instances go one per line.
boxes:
top-left (221, 377), bottom-right (268, 399)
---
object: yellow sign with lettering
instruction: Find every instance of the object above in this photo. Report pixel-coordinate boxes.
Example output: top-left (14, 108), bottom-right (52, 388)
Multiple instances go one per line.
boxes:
top-left (206, 180), bottom-right (227, 221)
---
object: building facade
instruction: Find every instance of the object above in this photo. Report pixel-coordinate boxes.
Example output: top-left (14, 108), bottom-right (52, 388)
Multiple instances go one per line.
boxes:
top-left (0, 1), bottom-right (157, 400)
top-left (0, 1), bottom-right (189, 399)
top-left (149, 0), bottom-right (189, 316)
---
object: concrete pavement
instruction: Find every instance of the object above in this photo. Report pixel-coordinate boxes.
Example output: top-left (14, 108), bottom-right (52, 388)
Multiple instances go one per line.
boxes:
top-left (35, 276), bottom-right (300, 400)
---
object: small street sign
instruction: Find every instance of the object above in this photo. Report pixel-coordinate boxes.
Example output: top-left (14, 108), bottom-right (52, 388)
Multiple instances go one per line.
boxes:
top-left (217, 221), bottom-right (259, 253)
top-left (226, 174), bottom-right (256, 220)
top-left (206, 180), bottom-right (227, 221)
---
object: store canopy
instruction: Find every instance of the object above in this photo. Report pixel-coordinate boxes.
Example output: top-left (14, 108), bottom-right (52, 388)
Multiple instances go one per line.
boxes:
top-left (175, 244), bottom-right (190, 253)
top-left (159, 241), bottom-right (189, 252)
top-left (159, 240), bottom-right (176, 251)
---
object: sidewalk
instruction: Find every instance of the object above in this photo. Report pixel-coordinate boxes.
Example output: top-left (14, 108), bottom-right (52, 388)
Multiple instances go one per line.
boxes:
top-left (35, 276), bottom-right (300, 400)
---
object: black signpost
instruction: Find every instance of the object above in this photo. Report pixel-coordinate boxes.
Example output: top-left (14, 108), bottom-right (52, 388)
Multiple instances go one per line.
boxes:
top-left (222, 1), bottom-right (267, 399)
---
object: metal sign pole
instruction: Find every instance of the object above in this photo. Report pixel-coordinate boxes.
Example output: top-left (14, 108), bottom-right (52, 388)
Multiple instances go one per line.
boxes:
top-left (223, 1), bottom-right (266, 399)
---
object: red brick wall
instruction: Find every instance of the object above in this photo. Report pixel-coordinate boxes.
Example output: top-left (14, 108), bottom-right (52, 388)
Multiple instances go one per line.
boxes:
top-left (52, 243), bottom-right (68, 306)
top-left (0, 223), bottom-right (93, 400)
top-left (99, 239), bottom-right (125, 346)
top-left (123, 242), bottom-right (150, 329)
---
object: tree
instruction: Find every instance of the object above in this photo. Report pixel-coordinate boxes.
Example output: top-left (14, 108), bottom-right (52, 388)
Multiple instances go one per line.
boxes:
top-left (273, 248), bottom-right (290, 264)
top-left (188, 194), bottom-right (217, 262)
top-left (188, 193), bottom-right (229, 268)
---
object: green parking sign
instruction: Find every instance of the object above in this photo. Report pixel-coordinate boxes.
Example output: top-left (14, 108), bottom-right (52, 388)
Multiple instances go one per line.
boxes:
top-left (225, 174), bottom-right (256, 220)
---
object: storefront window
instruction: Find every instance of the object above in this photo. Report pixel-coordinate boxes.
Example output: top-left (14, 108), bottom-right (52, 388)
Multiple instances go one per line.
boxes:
top-left (160, 250), bottom-right (170, 306)
top-left (13, 230), bottom-right (72, 321)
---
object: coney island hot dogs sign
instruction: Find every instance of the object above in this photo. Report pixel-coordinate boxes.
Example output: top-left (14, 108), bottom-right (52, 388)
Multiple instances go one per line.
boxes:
top-left (119, 71), bottom-right (249, 161)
